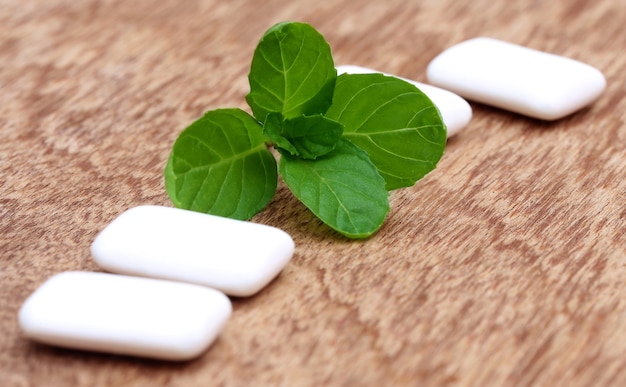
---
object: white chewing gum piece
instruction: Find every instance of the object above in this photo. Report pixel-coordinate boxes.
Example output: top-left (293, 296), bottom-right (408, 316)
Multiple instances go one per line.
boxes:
top-left (426, 37), bottom-right (606, 120)
top-left (18, 271), bottom-right (232, 361)
top-left (91, 205), bottom-right (295, 297)
top-left (336, 65), bottom-right (472, 137)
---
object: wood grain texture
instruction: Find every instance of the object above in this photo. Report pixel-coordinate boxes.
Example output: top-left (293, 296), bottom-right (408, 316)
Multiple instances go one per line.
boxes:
top-left (1, 0), bottom-right (625, 385)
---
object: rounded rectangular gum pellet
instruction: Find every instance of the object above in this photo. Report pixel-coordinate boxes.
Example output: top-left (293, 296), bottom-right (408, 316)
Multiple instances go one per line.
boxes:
top-left (426, 37), bottom-right (606, 120)
top-left (90, 205), bottom-right (295, 297)
top-left (336, 65), bottom-right (472, 137)
top-left (18, 271), bottom-right (232, 361)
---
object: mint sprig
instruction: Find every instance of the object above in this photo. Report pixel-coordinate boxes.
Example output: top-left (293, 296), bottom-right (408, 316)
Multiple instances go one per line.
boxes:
top-left (165, 21), bottom-right (446, 238)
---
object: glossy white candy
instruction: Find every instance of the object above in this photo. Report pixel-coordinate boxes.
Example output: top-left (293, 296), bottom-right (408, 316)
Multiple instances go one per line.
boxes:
top-left (426, 37), bottom-right (606, 120)
top-left (19, 271), bottom-right (231, 360)
top-left (91, 205), bottom-right (295, 297)
top-left (336, 65), bottom-right (472, 137)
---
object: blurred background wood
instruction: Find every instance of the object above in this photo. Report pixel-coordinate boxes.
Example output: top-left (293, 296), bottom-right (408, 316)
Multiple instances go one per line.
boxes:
top-left (1, 0), bottom-right (625, 385)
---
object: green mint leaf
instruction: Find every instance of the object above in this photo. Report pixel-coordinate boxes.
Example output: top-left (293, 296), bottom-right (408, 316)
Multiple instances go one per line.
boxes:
top-left (262, 113), bottom-right (300, 156)
top-left (263, 113), bottom-right (344, 159)
top-left (279, 138), bottom-right (389, 238)
top-left (164, 108), bottom-right (277, 220)
top-left (246, 21), bottom-right (337, 121)
top-left (325, 73), bottom-right (447, 190)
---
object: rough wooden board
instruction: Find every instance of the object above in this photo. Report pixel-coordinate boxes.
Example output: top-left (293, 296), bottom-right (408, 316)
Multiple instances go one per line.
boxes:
top-left (1, 0), bottom-right (625, 385)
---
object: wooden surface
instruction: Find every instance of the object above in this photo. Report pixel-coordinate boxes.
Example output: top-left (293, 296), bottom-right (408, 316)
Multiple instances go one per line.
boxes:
top-left (1, 0), bottom-right (625, 385)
